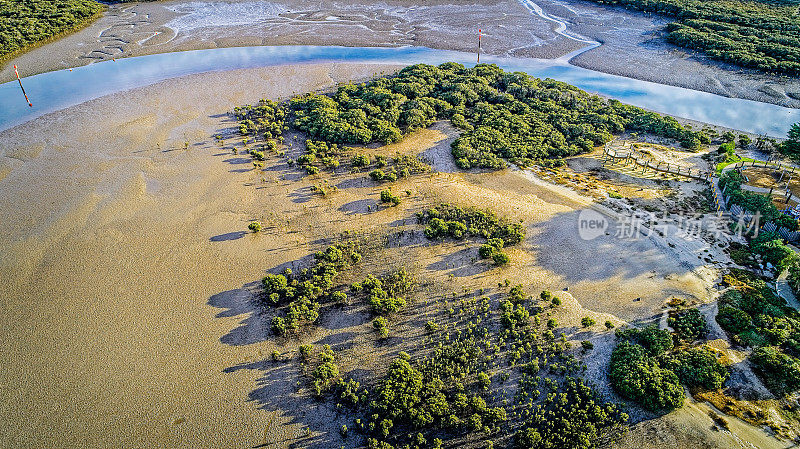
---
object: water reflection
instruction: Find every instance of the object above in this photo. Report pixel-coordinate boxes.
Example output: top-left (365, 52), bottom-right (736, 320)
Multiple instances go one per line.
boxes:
top-left (1, 45), bottom-right (798, 136)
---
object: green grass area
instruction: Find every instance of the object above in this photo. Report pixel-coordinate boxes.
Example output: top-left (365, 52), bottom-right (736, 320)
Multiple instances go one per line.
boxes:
top-left (715, 157), bottom-right (757, 174)
top-left (587, 0), bottom-right (800, 76)
top-left (0, 0), bottom-right (106, 60)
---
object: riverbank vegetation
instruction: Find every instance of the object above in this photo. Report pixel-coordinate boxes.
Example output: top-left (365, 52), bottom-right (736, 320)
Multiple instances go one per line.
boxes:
top-left (0, 0), bottom-right (105, 60)
top-left (238, 63), bottom-right (709, 171)
top-left (587, 0), bottom-right (800, 76)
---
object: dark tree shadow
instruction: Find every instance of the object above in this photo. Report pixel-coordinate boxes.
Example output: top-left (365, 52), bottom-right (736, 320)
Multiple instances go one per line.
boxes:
top-left (289, 186), bottom-right (316, 203)
top-left (335, 177), bottom-right (369, 190)
top-left (426, 246), bottom-right (493, 277)
top-left (223, 157), bottom-right (252, 165)
top-left (207, 283), bottom-right (272, 346)
top-left (210, 231), bottom-right (247, 242)
top-left (338, 198), bottom-right (378, 215)
top-left (224, 360), bottom-right (348, 449)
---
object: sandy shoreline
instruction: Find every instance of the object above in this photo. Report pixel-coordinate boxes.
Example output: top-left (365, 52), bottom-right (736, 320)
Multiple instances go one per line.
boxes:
top-left (0, 59), bottom-right (790, 448)
top-left (1, 3), bottom-right (797, 447)
top-left (1, 0), bottom-right (798, 110)
top-left (0, 62), bottom-right (405, 449)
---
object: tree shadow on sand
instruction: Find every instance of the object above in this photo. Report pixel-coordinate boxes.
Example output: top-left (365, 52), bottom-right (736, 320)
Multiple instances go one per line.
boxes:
top-left (207, 282), bottom-right (273, 347)
top-left (526, 207), bottom-right (716, 325)
top-left (426, 246), bottom-right (494, 277)
top-left (208, 250), bottom-right (381, 448)
top-left (224, 358), bottom-right (351, 449)
top-left (209, 231), bottom-right (247, 242)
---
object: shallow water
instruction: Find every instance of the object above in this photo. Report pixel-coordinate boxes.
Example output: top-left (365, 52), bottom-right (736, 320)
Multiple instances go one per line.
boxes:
top-left (1, 45), bottom-right (798, 136)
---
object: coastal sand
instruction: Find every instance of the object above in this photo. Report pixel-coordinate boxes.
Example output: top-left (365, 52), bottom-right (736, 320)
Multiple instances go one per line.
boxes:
top-left (0, 63), bottom-right (408, 449)
top-left (0, 60), bottom-right (789, 448)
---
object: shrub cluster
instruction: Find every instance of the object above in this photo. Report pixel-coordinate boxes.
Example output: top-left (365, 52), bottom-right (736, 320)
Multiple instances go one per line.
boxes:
top-left (610, 322), bottom-right (729, 409)
top-left (500, 299), bottom-right (530, 330)
top-left (234, 98), bottom-right (287, 140)
top-left (310, 345), bottom-right (340, 397)
top-left (668, 308), bottom-right (707, 342)
top-left (351, 268), bottom-right (413, 316)
top-left (418, 203), bottom-right (525, 245)
top-left (263, 242), bottom-right (362, 335)
top-left (297, 140), bottom-right (341, 174)
top-left (514, 377), bottom-right (627, 449)
top-left (662, 347), bottom-right (729, 391)
top-left (373, 316), bottom-right (389, 338)
top-left (351, 153), bottom-right (371, 167)
top-left (609, 340), bottom-right (685, 411)
top-left (479, 238), bottom-right (509, 266)
top-left (716, 269), bottom-right (800, 396)
top-left (750, 346), bottom-right (800, 396)
top-left (380, 189), bottom-right (401, 206)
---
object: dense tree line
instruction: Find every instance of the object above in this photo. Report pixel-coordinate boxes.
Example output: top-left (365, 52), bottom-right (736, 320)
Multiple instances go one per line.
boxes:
top-left (588, 0), bottom-right (800, 75)
top-left (239, 63), bottom-right (708, 171)
top-left (0, 0), bottom-right (105, 58)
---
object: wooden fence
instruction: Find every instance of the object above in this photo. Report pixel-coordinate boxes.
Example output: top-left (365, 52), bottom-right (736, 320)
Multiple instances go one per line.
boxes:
top-left (601, 145), bottom-right (709, 181)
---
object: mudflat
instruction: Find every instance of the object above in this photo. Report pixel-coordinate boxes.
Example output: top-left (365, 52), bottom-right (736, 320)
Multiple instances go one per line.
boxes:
top-left (0, 60), bottom-right (787, 448)
top-left (1, 0), bottom-right (798, 108)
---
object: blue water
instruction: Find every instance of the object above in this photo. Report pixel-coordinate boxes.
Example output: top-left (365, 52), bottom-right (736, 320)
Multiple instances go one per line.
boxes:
top-left (1, 45), bottom-right (798, 137)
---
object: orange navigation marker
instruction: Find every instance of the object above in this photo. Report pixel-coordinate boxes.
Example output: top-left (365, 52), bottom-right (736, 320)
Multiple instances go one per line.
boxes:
top-left (13, 65), bottom-right (32, 107)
